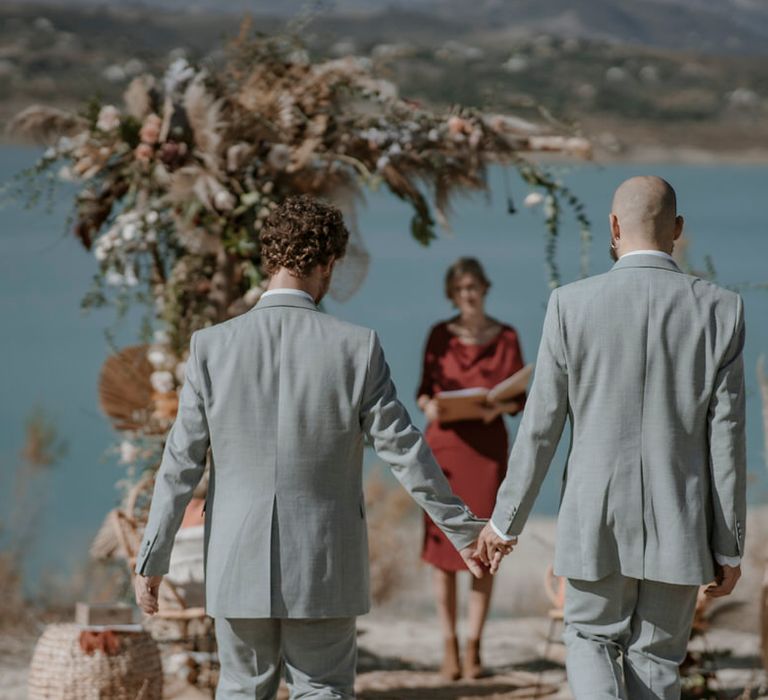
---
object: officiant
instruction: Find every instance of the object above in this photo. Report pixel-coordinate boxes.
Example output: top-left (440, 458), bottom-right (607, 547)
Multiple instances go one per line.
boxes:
top-left (416, 256), bottom-right (526, 681)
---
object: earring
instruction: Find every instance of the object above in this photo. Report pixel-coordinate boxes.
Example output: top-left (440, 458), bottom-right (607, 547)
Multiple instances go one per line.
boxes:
top-left (610, 239), bottom-right (618, 250)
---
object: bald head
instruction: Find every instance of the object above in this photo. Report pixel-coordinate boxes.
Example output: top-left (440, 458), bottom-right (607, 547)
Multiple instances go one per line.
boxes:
top-left (609, 176), bottom-right (683, 257)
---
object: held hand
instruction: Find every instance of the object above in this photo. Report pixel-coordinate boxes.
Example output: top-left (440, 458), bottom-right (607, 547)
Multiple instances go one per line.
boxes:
top-left (496, 399), bottom-right (522, 416)
top-left (133, 574), bottom-right (163, 615)
top-left (704, 564), bottom-right (741, 598)
top-left (474, 523), bottom-right (516, 574)
top-left (483, 399), bottom-right (522, 422)
top-left (460, 545), bottom-right (486, 579)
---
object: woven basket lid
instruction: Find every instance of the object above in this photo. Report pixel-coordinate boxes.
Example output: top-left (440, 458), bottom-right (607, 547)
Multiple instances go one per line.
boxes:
top-left (28, 623), bottom-right (163, 700)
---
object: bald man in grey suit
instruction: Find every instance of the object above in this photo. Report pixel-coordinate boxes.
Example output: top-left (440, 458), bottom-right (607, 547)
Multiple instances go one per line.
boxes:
top-left (133, 195), bottom-right (485, 699)
top-left (477, 177), bottom-right (746, 699)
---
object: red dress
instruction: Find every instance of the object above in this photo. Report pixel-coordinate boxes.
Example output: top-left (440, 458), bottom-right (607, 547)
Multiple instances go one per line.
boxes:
top-left (417, 321), bottom-right (525, 571)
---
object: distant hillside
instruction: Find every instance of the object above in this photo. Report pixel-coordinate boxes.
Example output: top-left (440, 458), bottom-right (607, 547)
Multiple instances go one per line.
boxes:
top-left (1, 1), bottom-right (766, 158)
top-left (19, 0), bottom-right (768, 54)
top-left (428, 0), bottom-right (768, 55)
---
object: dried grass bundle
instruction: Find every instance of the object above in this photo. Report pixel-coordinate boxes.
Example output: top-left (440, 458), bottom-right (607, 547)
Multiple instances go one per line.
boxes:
top-left (98, 345), bottom-right (158, 433)
top-left (7, 105), bottom-right (88, 143)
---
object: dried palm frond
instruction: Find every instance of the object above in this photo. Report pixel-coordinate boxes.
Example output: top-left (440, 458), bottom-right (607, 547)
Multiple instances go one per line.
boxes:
top-left (328, 186), bottom-right (370, 303)
top-left (7, 105), bottom-right (87, 143)
top-left (169, 208), bottom-right (223, 255)
top-left (168, 165), bottom-right (235, 224)
top-left (124, 75), bottom-right (157, 121)
top-left (184, 76), bottom-right (225, 173)
top-left (98, 345), bottom-right (160, 433)
top-left (89, 509), bottom-right (123, 560)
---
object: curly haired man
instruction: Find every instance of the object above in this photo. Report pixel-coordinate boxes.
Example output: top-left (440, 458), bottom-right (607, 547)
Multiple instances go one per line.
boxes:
top-left (134, 195), bottom-right (487, 699)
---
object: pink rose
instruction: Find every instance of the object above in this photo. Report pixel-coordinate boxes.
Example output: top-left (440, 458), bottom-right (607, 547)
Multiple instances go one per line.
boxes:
top-left (135, 142), bottom-right (154, 163)
top-left (140, 114), bottom-right (162, 145)
top-left (447, 116), bottom-right (470, 136)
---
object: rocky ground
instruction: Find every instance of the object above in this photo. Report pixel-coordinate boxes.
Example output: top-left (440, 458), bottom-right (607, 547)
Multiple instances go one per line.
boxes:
top-left (2, 615), bottom-right (765, 699)
top-left (3, 513), bottom-right (767, 699)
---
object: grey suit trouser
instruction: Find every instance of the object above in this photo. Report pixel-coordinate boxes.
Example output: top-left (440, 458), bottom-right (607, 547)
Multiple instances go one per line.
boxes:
top-left (214, 617), bottom-right (357, 699)
top-left (563, 572), bottom-right (699, 700)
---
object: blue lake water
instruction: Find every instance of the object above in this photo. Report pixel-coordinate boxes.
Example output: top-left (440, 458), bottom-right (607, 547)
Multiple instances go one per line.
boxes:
top-left (1, 145), bottom-right (766, 591)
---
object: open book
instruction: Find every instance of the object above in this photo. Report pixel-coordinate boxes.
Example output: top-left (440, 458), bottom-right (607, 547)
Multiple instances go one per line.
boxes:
top-left (434, 364), bottom-right (533, 424)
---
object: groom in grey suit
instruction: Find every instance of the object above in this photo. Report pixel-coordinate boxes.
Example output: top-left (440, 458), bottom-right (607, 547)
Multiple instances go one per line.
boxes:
top-left (477, 176), bottom-right (746, 699)
top-left (133, 195), bottom-right (485, 698)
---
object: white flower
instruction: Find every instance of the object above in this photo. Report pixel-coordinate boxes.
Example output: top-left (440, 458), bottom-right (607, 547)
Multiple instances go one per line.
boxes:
top-left (360, 128), bottom-right (386, 146)
top-left (427, 128), bottom-right (439, 142)
top-left (150, 370), bottom-right (175, 393)
top-left (119, 440), bottom-right (140, 464)
top-left (124, 268), bottom-right (139, 287)
top-left (147, 347), bottom-right (173, 370)
top-left (153, 329), bottom-right (170, 345)
top-left (96, 105), bottom-right (121, 131)
top-left (94, 245), bottom-right (108, 262)
top-left (524, 192), bottom-right (544, 207)
top-left (164, 57), bottom-right (196, 95)
top-left (376, 155), bottom-right (390, 171)
top-left (214, 189), bottom-right (235, 211)
top-left (105, 269), bottom-right (124, 286)
top-left (121, 223), bottom-right (137, 241)
top-left (543, 195), bottom-right (556, 220)
top-left (145, 210), bottom-right (159, 225)
top-left (387, 143), bottom-right (402, 156)
top-left (58, 165), bottom-right (76, 182)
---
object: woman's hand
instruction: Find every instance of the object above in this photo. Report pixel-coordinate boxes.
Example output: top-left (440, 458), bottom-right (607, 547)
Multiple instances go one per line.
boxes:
top-left (424, 398), bottom-right (442, 423)
top-left (480, 403), bottom-right (503, 424)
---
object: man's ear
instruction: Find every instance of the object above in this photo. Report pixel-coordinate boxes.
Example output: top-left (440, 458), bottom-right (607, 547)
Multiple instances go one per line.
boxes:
top-left (673, 215), bottom-right (684, 241)
top-left (609, 213), bottom-right (621, 240)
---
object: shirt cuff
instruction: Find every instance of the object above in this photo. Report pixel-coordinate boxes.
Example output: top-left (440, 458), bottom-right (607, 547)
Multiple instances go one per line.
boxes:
top-left (714, 552), bottom-right (741, 567)
top-left (490, 520), bottom-right (517, 542)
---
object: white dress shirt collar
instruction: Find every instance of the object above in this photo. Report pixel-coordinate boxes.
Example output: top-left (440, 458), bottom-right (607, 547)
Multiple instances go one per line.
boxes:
top-left (261, 288), bottom-right (316, 303)
top-left (620, 249), bottom-right (676, 263)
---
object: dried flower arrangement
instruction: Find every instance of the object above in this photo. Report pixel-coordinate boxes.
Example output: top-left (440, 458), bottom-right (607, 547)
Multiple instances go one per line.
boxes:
top-left (6, 26), bottom-right (590, 536)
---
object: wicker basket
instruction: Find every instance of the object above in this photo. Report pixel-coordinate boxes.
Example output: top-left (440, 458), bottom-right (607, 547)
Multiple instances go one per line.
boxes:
top-left (28, 624), bottom-right (163, 699)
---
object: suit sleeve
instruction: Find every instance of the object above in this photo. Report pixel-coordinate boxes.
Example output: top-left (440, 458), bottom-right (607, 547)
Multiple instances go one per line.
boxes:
top-left (134, 331), bottom-right (210, 576)
top-left (707, 294), bottom-right (747, 559)
top-left (491, 290), bottom-right (569, 536)
top-left (361, 330), bottom-right (484, 551)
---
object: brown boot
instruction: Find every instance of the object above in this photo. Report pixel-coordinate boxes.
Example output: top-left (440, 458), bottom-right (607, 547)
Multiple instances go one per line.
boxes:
top-left (440, 636), bottom-right (461, 681)
top-left (463, 637), bottom-right (484, 679)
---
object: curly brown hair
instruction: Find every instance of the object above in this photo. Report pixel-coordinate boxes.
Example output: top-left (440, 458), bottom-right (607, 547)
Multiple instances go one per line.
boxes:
top-left (260, 195), bottom-right (350, 277)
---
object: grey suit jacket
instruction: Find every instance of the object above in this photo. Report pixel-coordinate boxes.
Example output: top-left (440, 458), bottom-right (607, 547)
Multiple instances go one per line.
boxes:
top-left (491, 254), bottom-right (746, 585)
top-left (135, 292), bottom-right (482, 618)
